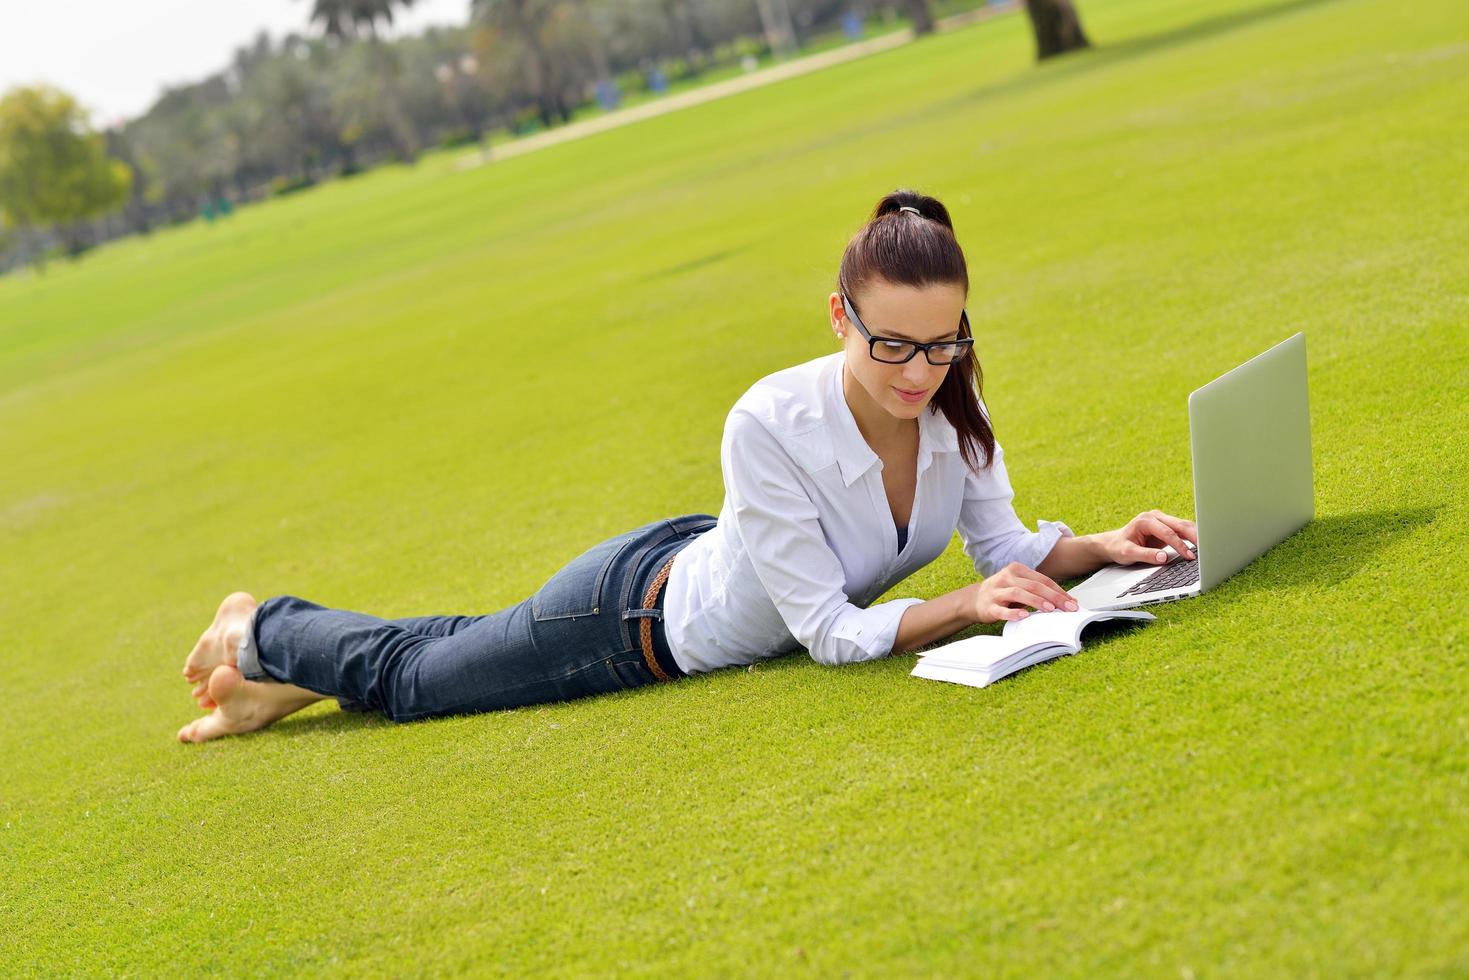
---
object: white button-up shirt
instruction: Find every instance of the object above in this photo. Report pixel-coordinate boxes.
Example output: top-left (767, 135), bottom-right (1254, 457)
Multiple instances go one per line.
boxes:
top-left (663, 352), bottom-right (1072, 673)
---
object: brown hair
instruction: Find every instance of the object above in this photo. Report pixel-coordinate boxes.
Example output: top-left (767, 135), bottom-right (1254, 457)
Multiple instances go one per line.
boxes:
top-left (836, 189), bottom-right (996, 472)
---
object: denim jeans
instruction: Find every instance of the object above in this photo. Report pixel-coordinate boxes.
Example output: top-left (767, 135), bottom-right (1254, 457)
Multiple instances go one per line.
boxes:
top-left (237, 514), bottom-right (718, 723)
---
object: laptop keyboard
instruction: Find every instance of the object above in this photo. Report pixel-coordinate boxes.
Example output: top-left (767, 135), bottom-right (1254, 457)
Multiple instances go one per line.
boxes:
top-left (1117, 554), bottom-right (1201, 598)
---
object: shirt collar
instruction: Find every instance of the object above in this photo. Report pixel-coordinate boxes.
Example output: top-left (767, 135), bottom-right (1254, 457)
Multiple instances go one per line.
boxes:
top-left (919, 398), bottom-right (962, 460)
top-left (825, 355), bottom-right (961, 487)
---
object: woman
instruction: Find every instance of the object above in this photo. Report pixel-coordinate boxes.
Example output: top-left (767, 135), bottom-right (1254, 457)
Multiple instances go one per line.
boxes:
top-left (177, 189), bottom-right (1197, 744)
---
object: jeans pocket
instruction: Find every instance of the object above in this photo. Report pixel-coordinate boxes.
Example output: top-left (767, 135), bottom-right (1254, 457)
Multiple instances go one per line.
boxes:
top-left (604, 653), bottom-right (654, 691)
top-left (530, 529), bottom-right (640, 622)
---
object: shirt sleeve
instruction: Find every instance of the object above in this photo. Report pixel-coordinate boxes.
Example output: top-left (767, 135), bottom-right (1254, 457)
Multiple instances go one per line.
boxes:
top-left (956, 439), bottom-right (1074, 577)
top-left (721, 409), bottom-right (923, 667)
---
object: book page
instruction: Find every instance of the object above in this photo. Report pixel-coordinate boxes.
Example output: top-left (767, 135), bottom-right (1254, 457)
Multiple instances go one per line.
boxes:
top-left (911, 661), bottom-right (997, 688)
top-left (918, 634), bottom-right (1038, 670)
top-left (1001, 607), bottom-right (1155, 651)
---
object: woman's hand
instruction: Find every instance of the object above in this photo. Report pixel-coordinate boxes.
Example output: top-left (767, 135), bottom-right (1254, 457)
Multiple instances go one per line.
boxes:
top-left (1100, 509), bottom-right (1198, 566)
top-left (970, 562), bottom-right (1078, 623)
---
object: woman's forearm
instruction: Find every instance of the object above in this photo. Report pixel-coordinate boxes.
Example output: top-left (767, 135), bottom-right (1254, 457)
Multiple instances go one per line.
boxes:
top-left (892, 584), bottom-right (980, 655)
top-left (1035, 532), bottom-right (1112, 581)
top-left (891, 533), bottom-right (1116, 657)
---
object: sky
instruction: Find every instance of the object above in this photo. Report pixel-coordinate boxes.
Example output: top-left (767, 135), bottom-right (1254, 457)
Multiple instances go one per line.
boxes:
top-left (1, 0), bottom-right (471, 128)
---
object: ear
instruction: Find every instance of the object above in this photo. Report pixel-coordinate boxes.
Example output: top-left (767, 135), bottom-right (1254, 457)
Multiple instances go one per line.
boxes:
top-left (828, 291), bottom-right (846, 335)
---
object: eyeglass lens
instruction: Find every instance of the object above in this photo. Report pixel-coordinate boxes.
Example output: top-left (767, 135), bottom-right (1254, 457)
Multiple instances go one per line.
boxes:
top-left (870, 339), bottom-right (968, 364)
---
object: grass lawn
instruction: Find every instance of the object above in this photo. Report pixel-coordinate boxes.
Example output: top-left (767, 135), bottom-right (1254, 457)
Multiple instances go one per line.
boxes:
top-left (1, 0), bottom-right (1465, 973)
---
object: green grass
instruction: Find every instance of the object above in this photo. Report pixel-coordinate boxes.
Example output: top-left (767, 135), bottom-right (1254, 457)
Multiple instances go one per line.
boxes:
top-left (2, 0), bottom-right (1466, 973)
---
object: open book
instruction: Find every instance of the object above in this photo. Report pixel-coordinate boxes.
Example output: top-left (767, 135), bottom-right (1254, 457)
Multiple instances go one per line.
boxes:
top-left (911, 606), bottom-right (1155, 688)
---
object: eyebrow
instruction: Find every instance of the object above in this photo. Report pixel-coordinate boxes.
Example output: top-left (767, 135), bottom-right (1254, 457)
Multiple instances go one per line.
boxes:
top-left (875, 325), bottom-right (961, 343)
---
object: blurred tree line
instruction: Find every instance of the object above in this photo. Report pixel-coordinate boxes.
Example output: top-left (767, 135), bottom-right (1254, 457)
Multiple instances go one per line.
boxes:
top-left (0, 86), bottom-right (131, 270)
top-left (0, 0), bottom-right (1080, 272)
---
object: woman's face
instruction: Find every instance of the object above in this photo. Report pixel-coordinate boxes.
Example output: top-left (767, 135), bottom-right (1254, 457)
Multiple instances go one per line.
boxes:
top-left (828, 279), bottom-right (967, 422)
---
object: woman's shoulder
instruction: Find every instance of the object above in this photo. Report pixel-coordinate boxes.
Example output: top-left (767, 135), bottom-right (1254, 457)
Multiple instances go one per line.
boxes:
top-left (722, 352), bottom-right (843, 472)
top-left (728, 352), bottom-right (841, 430)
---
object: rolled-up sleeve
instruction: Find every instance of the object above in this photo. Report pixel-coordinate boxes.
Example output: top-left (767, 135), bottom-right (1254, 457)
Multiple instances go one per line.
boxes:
top-left (956, 440), bottom-right (1073, 576)
top-left (722, 410), bottom-right (923, 666)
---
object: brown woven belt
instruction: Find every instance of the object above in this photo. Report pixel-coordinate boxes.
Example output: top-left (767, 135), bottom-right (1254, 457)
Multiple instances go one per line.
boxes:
top-left (638, 552), bottom-right (680, 683)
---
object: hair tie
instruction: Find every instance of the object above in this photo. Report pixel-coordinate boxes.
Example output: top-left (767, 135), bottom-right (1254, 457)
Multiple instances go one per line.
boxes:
top-left (898, 206), bottom-right (922, 217)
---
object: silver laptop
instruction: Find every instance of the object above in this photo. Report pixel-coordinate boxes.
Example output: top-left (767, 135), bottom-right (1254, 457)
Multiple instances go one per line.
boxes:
top-left (1067, 332), bottom-right (1314, 611)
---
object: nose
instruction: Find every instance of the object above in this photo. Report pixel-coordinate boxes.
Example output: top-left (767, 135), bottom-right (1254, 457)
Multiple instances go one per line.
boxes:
top-left (900, 357), bottom-right (936, 389)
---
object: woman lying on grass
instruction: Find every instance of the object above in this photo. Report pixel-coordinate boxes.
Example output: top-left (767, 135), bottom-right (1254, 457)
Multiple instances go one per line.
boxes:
top-left (178, 189), bottom-right (1198, 743)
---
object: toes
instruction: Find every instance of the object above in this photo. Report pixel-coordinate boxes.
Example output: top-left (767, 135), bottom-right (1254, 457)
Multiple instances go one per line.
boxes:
top-left (183, 640), bottom-right (217, 684)
top-left (183, 593), bottom-right (257, 686)
top-left (192, 681), bottom-right (216, 710)
top-left (178, 713), bottom-right (227, 743)
top-left (208, 664), bottom-right (245, 703)
top-left (184, 664), bottom-right (208, 684)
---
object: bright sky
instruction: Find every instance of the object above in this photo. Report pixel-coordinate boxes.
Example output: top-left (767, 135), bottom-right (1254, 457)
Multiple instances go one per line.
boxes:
top-left (0, 0), bottom-right (471, 128)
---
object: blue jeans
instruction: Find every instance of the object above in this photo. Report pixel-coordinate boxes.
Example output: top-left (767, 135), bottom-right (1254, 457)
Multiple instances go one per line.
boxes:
top-left (237, 515), bottom-right (717, 723)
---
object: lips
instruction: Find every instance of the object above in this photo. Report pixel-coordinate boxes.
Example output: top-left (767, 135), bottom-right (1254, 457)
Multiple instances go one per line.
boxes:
top-left (894, 386), bottom-right (927, 404)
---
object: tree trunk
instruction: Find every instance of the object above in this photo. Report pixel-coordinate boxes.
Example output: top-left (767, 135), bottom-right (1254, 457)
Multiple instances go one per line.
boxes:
top-left (664, 0), bottom-right (695, 57)
top-left (679, 0), bottom-right (711, 52)
top-left (1023, 0), bottom-right (1091, 59)
top-left (62, 223), bottom-right (86, 258)
top-left (367, 35), bottom-right (420, 163)
top-left (902, 0), bottom-right (935, 36)
top-left (504, 0), bottom-right (559, 130)
top-left (20, 225), bottom-right (46, 273)
top-left (753, 0), bottom-right (798, 59)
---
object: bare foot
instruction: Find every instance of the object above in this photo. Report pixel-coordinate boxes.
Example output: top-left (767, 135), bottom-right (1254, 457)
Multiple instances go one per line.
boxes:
top-left (183, 591), bottom-right (258, 708)
top-left (176, 665), bottom-right (326, 744)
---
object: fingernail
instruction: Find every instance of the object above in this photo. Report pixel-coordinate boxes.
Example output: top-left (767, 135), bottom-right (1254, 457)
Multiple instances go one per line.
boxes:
top-left (1157, 552), bottom-right (1167, 562)
top-left (1066, 600), bottom-right (1078, 611)
top-left (1043, 602), bottom-right (1055, 611)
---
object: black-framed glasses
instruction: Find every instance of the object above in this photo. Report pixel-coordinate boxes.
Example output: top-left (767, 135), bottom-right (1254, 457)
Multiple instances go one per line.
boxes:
top-left (840, 292), bottom-right (974, 365)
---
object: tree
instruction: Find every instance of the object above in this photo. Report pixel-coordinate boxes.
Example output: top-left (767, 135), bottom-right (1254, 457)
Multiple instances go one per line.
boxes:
top-left (407, 28), bottom-right (497, 147)
top-left (900, 0), bottom-right (935, 36)
top-left (0, 85), bottom-right (131, 262)
top-left (305, 0), bottom-right (422, 161)
top-left (250, 37), bottom-right (345, 181)
top-left (660, 0), bottom-right (711, 59)
top-left (753, 0), bottom-right (798, 57)
top-left (123, 74), bottom-right (241, 220)
top-left (306, 0), bottom-right (417, 40)
top-left (471, 0), bottom-right (582, 128)
top-left (1023, 0), bottom-right (1091, 60)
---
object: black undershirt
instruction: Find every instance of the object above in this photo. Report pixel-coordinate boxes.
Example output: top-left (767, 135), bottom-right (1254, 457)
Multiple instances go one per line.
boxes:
top-left (896, 523), bottom-right (909, 552)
